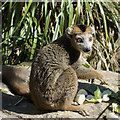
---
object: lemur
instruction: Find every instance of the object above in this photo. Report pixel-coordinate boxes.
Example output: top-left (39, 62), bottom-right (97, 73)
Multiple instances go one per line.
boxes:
top-left (2, 24), bottom-right (105, 116)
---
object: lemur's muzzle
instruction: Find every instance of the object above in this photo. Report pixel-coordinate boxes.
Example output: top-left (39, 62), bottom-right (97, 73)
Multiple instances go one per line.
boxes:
top-left (83, 48), bottom-right (91, 52)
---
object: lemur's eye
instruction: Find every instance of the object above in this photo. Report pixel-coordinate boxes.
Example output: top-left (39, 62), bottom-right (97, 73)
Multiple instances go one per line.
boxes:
top-left (89, 37), bottom-right (92, 42)
top-left (77, 38), bottom-right (83, 43)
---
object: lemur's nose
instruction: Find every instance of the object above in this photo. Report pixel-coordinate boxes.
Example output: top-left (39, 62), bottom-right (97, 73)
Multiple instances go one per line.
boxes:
top-left (84, 48), bottom-right (91, 52)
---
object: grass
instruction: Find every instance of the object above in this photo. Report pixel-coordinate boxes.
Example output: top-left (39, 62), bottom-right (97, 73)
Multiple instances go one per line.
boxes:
top-left (1, 1), bottom-right (120, 72)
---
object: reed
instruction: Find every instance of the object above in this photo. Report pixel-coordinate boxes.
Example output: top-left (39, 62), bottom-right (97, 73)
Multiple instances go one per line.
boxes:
top-left (1, 1), bottom-right (120, 72)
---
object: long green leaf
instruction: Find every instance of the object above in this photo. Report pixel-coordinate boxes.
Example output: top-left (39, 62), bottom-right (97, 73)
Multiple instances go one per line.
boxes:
top-left (98, 2), bottom-right (109, 41)
top-left (44, 10), bottom-right (51, 38)
top-left (68, 1), bottom-right (73, 26)
top-left (13, 0), bottom-right (32, 35)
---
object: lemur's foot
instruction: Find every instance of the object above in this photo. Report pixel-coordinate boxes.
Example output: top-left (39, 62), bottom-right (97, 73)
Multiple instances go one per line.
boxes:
top-left (65, 105), bottom-right (89, 116)
top-left (78, 108), bottom-right (90, 116)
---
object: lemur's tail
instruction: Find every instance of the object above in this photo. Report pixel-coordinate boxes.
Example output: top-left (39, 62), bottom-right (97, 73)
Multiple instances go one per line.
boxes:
top-left (2, 65), bottom-right (31, 99)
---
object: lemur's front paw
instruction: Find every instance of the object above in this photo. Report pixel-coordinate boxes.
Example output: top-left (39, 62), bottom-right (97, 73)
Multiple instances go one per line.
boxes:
top-left (90, 72), bottom-right (108, 85)
top-left (100, 79), bottom-right (108, 85)
top-left (97, 73), bottom-right (108, 85)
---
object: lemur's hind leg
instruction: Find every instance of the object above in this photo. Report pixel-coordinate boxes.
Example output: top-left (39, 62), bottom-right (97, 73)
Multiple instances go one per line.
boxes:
top-left (54, 67), bottom-right (89, 116)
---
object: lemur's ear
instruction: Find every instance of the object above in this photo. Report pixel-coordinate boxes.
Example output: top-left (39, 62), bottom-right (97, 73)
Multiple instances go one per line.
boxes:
top-left (85, 24), bottom-right (94, 35)
top-left (89, 24), bottom-right (95, 35)
top-left (65, 26), bottom-right (74, 39)
top-left (66, 27), bottom-right (73, 35)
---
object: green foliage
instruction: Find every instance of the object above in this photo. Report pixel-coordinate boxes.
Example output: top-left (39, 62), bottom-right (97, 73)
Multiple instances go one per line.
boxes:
top-left (1, 1), bottom-right (120, 72)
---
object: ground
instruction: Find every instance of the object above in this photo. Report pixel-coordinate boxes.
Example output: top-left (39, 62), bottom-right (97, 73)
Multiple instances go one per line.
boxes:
top-left (0, 66), bottom-right (120, 119)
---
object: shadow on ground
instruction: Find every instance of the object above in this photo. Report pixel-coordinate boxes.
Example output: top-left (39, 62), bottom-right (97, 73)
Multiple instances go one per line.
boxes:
top-left (2, 82), bottom-right (114, 115)
top-left (2, 93), bottom-right (49, 115)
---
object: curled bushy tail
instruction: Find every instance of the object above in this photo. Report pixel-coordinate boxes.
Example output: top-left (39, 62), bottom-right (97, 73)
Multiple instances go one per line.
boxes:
top-left (2, 65), bottom-right (31, 99)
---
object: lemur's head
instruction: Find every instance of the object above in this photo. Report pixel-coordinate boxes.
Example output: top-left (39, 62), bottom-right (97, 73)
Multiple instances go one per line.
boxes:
top-left (66, 24), bottom-right (93, 52)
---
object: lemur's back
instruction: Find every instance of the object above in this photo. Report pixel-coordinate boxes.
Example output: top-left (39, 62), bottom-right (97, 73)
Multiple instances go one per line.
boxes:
top-left (30, 34), bottom-right (79, 110)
